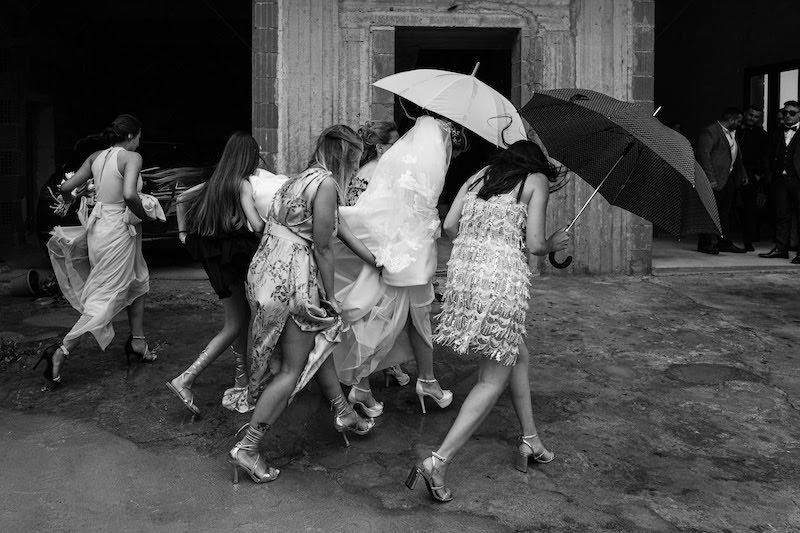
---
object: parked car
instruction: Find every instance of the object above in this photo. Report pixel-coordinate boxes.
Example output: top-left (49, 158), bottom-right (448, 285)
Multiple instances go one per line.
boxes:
top-left (37, 136), bottom-right (212, 248)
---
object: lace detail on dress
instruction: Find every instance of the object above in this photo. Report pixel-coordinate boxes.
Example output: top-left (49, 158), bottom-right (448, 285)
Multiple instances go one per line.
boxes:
top-left (433, 190), bottom-right (530, 366)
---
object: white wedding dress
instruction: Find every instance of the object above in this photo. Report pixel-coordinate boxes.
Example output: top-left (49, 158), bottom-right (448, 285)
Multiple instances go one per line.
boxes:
top-left (333, 116), bottom-right (453, 384)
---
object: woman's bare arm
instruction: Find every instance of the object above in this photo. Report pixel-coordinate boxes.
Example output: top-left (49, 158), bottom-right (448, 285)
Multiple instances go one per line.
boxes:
top-left (121, 151), bottom-right (148, 221)
top-left (337, 216), bottom-right (378, 267)
top-left (442, 180), bottom-right (471, 238)
top-left (525, 173), bottom-right (569, 256)
top-left (240, 180), bottom-right (265, 235)
top-left (59, 154), bottom-right (95, 200)
top-left (312, 177), bottom-right (340, 303)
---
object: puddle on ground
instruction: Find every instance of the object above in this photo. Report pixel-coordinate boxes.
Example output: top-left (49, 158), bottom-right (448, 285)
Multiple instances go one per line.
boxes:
top-left (665, 363), bottom-right (763, 385)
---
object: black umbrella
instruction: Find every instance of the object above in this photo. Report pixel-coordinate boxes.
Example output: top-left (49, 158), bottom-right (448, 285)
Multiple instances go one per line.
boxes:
top-left (520, 89), bottom-right (721, 268)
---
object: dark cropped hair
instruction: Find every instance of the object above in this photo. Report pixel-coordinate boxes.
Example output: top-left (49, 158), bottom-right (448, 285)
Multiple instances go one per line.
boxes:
top-left (469, 140), bottom-right (560, 201)
top-left (184, 131), bottom-right (260, 237)
top-left (357, 120), bottom-right (398, 165)
top-left (102, 114), bottom-right (142, 146)
top-left (784, 100), bottom-right (800, 109)
top-left (720, 107), bottom-right (742, 121)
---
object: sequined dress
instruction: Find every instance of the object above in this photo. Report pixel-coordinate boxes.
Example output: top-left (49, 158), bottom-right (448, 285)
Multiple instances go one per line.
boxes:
top-left (433, 187), bottom-right (530, 366)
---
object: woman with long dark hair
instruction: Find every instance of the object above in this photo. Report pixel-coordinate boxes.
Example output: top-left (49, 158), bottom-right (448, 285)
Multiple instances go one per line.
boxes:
top-left (39, 114), bottom-right (155, 386)
top-left (226, 125), bottom-right (378, 484)
top-left (405, 140), bottom-right (569, 502)
top-left (166, 131), bottom-right (266, 416)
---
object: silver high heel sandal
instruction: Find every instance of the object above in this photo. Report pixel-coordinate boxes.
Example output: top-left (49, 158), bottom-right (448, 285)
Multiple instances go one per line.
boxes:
top-left (405, 451), bottom-right (453, 503)
top-left (415, 378), bottom-right (453, 414)
top-left (514, 433), bottom-right (554, 473)
top-left (228, 423), bottom-right (280, 484)
top-left (331, 394), bottom-right (374, 447)
top-left (166, 349), bottom-right (214, 417)
top-left (347, 385), bottom-right (384, 417)
top-left (231, 346), bottom-right (248, 389)
top-left (383, 364), bottom-right (410, 387)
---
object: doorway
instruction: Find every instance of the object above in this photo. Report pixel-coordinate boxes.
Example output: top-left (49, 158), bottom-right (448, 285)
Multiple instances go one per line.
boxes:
top-left (394, 27), bottom-right (518, 204)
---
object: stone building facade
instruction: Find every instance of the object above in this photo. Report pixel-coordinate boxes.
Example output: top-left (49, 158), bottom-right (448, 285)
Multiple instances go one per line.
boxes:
top-left (256, 0), bottom-right (655, 274)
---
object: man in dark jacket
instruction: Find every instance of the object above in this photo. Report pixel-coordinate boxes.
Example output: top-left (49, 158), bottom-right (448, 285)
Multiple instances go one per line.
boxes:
top-left (760, 100), bottom-right (800, 263)
top-left (736, 106), bottom-right (770, 251)
top-left (696, 108), bottom-right (749, 254)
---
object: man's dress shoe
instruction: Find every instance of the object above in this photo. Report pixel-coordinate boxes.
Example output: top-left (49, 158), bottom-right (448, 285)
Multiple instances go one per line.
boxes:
top-left (759, 248), bottom-right (789, 259)
top-left (718, 243), bottom-right (746, 253)
top-left (792, 254), bottom-right (800, 265)
top-left (744, 243), bottom-right (755, 252)
top-left (697, 247), bottom-right (719, 255)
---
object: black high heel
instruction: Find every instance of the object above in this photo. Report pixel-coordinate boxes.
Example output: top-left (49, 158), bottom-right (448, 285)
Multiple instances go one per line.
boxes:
top-left (34, 344), bottom-right (68, 387)
top-left (125, 335), bottom-right (157, 365)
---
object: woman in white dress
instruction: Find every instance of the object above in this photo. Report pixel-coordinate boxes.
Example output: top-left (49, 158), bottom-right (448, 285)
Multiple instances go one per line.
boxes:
top-left (39, 115), bottom-right (155, 387)
top-left (333, 116), bottom-right (463, 416)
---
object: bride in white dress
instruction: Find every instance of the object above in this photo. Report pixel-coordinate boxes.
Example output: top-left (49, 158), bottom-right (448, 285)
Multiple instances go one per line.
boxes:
top-left (333, 115), bottom-right (465, 415)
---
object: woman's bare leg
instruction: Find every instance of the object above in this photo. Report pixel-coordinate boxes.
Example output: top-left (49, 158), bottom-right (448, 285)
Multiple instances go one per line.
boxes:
top-left (509, 342), bottom-right (550, 455)
top-left (248, 319), bottom-right (316, 426)
top-left (170, 285), bottom-right (250, 389)
top-left (426, 359), bottom-right (513, 483)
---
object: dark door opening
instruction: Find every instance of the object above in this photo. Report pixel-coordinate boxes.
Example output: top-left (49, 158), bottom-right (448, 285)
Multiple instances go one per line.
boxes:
top-left (395, 27), bottom-right (517, 205)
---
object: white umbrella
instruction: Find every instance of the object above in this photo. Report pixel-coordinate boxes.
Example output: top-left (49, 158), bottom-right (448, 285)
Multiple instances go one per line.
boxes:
top-left (373, 64), bottom-right (528, 148)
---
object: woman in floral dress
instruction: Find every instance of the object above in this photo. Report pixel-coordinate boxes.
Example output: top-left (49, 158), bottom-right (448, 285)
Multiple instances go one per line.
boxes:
top-left (227, 125), bottom-right (379, 484)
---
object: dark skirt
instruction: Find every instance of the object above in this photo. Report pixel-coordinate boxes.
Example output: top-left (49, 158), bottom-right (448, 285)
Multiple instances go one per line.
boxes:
top-left (185, 231), bottom-right (259, 299)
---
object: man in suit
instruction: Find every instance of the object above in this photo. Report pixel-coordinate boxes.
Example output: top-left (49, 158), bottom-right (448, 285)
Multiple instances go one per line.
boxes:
top-left (696, 108), bottom-right (749, 254)
top-left (760, 100), bottom-right (800, 263)
top-left (736, 106), bottom-right (770, 251)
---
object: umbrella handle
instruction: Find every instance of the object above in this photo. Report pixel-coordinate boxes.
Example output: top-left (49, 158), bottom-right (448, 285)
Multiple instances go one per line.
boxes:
top-left (548, 251), bottom-right (573, 269)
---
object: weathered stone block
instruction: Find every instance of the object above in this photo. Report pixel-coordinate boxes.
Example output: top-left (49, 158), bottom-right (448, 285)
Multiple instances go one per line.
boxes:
top-left (634, 51), bottom-right (654, 76)
top-left (632, 75), bottom-right (654, 101)
top-left (633, 0), bottom-right (655, 26)
top-left (370, 103), bottom-right (393, 122)
top-left (371, 29), bottom-right (394, 54)
top-left (372, 85), bottom-right (394, 104)
top-left (633, 25), bottom-right (654, 51)
top-left (372, 53), bottom-right (394, 80)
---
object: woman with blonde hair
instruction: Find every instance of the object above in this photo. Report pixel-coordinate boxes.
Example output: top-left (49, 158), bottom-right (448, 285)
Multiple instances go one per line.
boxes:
top-left (227, 125), bottom-right (379, 484)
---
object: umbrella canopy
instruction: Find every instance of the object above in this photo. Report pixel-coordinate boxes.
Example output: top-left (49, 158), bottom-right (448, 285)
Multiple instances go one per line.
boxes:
top-left (520, 89), bottom-right (721, 237)
top-left (373, 66), bottom-right (527, 148)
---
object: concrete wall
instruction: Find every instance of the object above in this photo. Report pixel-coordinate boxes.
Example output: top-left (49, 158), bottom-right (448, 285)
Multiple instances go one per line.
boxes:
top-left (252, 0), bottom-right (654, 274)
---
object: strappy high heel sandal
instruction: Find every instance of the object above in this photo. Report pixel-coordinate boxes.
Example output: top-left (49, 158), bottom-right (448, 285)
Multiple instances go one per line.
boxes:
top-left (125, 335), bottom-right (157, 365)
top-left (347, 385), bottom-right (384, 417)
top-left (383, 364), bottom-right (410, 387)
top-left (415, 378), bottom-right (453, 414)
top-left (228, 423), bottom-right (280, 484)
top-left (514, 433), bottom-right (554, 473)
top-left (331, 394), bottom-right (374, 447)
top-left (405, 451), bottom-right (453, 503)
top-left (34, 344), bottom-right (69, 388)
top-left (231, 346), bottom-right (248, 389)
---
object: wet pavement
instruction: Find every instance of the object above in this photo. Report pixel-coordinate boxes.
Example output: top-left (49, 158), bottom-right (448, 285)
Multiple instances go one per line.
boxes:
top-left (2, 270), bottom-right (800, 532)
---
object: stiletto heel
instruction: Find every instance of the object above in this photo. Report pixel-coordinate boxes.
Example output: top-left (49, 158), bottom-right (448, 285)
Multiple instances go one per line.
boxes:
top-left (515, 433), bottom-right (554, 473)
top-left (36, 344), bottom-right (68, 387)
top-left (227, 423), bottom-right (280, 484)
top-left (231, 346), bottom-right (248, 389)
top-left (126, 335), bottom-right (157, 364)
top-left (405, 466), bottom-right (421, 490)
top-left (331, 394), bottom-right (374, 447)
top-left (347, 386), bottom-right (384, 417)
top-left (405, 452), bottom-right (452, 502)
top-left (383, 364), bottom-right (410, 386)
top-left (415, 378), bottom-right (453, 414)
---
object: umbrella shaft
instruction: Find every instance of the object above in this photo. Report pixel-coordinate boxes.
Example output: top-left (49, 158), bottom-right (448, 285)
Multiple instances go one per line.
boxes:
top-left (566, 145), bottom-right (633, 232)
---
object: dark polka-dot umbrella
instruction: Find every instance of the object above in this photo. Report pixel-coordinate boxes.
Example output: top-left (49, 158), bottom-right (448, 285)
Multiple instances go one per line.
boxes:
top-left (521, 89), bottom-right (720, 268)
